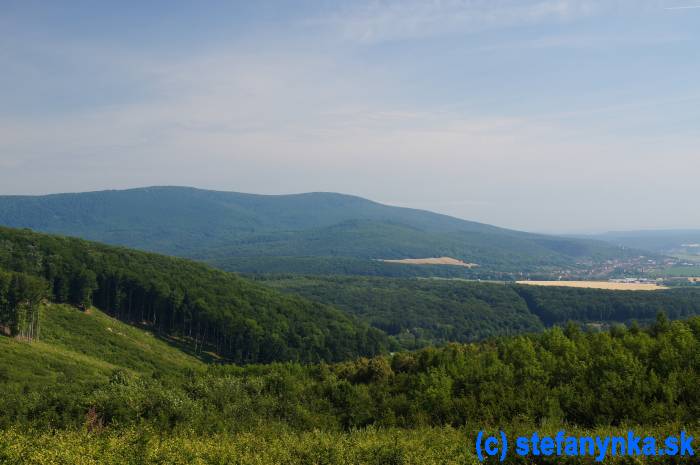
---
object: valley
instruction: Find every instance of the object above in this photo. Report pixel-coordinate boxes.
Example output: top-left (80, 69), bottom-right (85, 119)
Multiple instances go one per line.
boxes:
top-left (4, 1), bottom-right (699, 461)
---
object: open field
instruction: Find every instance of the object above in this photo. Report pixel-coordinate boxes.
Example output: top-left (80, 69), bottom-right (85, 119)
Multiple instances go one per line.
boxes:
top-left (516, 280), bottom-right (668, 291)
top-left (381, 257), bottom-right (478, 267)
top-left (651, 265), bottom-right (700, 277)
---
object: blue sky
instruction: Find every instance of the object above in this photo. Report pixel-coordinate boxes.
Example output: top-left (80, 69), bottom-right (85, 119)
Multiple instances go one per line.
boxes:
top-left (1, 0), bottom-right (699, 232)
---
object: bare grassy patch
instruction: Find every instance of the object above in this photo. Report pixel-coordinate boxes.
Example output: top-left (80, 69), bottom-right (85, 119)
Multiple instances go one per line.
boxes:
top-left (381, 257), bottom-right (478, 268)
top-left (516, 281), bottom-right (667, 291)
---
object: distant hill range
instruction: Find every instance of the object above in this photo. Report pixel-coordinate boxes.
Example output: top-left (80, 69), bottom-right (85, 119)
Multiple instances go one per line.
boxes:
top-left (579, 230), bottom-right (700, 256)
top-left (0, 186), bottom-right (641, 274)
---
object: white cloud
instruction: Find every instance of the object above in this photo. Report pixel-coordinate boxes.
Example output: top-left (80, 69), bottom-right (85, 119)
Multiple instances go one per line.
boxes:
top-left (665, 4), bottom-right (700, 9)
top-left (310, 0), bottom-right (647, 43)
top-left (1, 0), bottom-right (698, 231)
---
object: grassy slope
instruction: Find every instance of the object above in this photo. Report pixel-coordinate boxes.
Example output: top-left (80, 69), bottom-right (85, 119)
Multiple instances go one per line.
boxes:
top-left (0, 303), bottom-right (203, 387)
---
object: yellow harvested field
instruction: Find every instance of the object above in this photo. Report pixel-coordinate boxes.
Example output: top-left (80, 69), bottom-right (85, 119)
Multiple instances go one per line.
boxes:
top-left (381, 257), bottom-right (479, 268)
top-left (516, 281), bottom-right (667, 291)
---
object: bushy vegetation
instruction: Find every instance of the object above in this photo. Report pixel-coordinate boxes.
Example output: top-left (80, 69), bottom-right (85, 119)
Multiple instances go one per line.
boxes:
top-left (0, 227), bottom-right (388, 364)
top-left (1, 286), bottom-right (699, 462)
top-left (4, 425), bottom-right (695, 465)
top-left (2, 312), bottom-right (699, 433)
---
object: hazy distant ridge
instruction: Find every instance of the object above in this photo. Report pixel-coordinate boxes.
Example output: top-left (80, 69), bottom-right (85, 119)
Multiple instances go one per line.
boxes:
top-left (0, 186), bottom-right (634, 272)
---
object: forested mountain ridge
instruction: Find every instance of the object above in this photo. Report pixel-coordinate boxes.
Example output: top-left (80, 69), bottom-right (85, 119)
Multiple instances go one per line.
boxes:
top-left (0, 226), bottom-right (388, 364)
top-left (0, 186), bottom-right (638, 273)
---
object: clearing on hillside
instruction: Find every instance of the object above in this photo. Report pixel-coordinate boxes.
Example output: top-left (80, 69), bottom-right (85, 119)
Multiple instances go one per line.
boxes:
top-left (516, 281), bottom-right (667, 291)
top-left (381, 257), bottom-right (478, 267)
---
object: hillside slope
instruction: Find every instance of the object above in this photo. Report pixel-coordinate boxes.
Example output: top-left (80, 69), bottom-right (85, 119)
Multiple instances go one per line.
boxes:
top-left (0, 226), bottom-right (388, 364)
top-left (0, 186), bottom-right (634, 272)
top-left (0, 303), bottom-right (203, 388)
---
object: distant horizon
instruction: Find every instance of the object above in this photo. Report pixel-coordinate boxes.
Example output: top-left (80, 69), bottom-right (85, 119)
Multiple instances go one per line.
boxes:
top-left (2, 184), bottom-right (699, 235)
top-left (2, 1), bottom-right (699, 232)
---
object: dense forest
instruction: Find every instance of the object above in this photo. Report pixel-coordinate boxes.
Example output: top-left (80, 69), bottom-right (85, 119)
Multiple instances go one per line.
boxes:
top-left (0, 186), bottom-right (638, 273)
top-left (210, 255), bottom-right (518, 279)
top-left (262, 276), bottom-right (543, 348)
top-left (0, 227), bottom-right (388, 363)
top-left (1, 309), bottom-right (698, 463)
top-left (516, 285), bottom-right (700, 325)
top-left (3, 225), bottom-right (700, 359)
top-left (262, 275), bottom-right (700, 348)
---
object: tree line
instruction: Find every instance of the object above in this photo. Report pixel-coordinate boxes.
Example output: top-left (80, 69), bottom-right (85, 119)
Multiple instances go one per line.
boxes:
top-left (261, 275), bottom-right (700, 348)
top-left (514, 285), bottom-right (700, 325)
top-left (0, 227), bottom-right (388, 363)
top-left (0, 269), bottom-right (48, 341)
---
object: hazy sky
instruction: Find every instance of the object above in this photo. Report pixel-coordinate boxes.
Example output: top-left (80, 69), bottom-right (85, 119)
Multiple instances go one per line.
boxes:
top-left (1, 0), bottom-right (699, 233)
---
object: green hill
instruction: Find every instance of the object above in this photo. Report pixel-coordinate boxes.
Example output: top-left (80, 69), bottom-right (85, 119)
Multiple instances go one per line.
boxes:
top-left (0, 186), bottom-right (635, 273)
top-left (0, 226), bottom-right (388, 364)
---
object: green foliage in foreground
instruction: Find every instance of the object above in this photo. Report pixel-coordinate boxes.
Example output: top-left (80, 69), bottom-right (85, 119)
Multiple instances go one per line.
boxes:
top-left (2, 312), bottom-right (699, 433)
top-left (1, 304), bottom-right (699, 463)
top-left (1, 425), bottom-right (697, 465)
